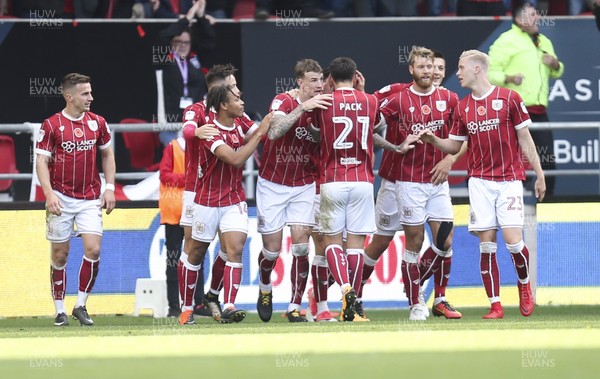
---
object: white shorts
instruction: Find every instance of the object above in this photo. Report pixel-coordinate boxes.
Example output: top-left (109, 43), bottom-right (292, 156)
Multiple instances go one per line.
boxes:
top-left (179, 191), bottom-right (196, 227)
top-left (320, 182), bottom-right (376, 235)
top-left (312, 194), bottom-right (322, 233)
top-left (375, 179), bottom-right (403, 236)
top-left (396, 181), bottom-right (453, 226)
top-left (46, 191), bottom-right (102, 243)
top-left (468, 177), bottom-right (524, 234)
top-left (256, 177), bottom-right (316, 234)
top-left (191, 202), bottom-right (249, 242)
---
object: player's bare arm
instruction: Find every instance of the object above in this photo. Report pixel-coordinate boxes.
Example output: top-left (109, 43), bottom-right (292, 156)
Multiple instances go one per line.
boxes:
top-left (100, 147), bottom-right (116, 214)
top-left (373, 134), bottom-right (396, 151)
top-left (215, 112), bottom-right (273, 167)
top-left (419, 129), bottom-right (462, 154)
top-left (267, 94), bottom-right (332, 140)
top-left (430, 141), bottom-right (468, 185)
top-left (516, 127), bottom-right (546, 202)
top-left (36, 154), bottom-right (63, 216)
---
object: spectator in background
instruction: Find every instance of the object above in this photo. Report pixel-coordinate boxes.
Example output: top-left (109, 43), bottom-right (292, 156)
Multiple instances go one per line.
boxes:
top-left (428, 0), bottom-right (457, 15)
top-left (456, 0), bottom-right (505, 16)
top-left (488, 1), bottom-right (563, 196)
top-left (255, 0), bottom-right (334, 20)
top-left (157, 0), bottom-right (215, 145)
top-left (568, 0), bottom-right (586, 15)
top-left (149, 0), bottom-right (193, 18)
top-left (12, 0), bottom-right (64, 17)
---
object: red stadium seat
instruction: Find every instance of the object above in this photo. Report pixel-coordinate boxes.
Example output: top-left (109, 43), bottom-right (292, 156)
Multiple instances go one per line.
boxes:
top-left (232, 0), bottom-right (255, 19)
top-left (120, 118), bottom-right (161, 172)
top-left (0, 135), bottom-right (19, 192)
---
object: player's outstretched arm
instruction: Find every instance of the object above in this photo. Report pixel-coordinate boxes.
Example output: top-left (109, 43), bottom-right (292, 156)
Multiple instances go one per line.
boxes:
top-left (215, 113), bottom-right (273, 167)
top-left (267, 94), bottom-right (332, 141)
top-left (373, 133), bottom-right (396, 151)
top-left (419, 129), bottom-right (462, 155)
top-left (517, 127), bottom-right (546, 202)
top-left (100, 147), bottom-right (116, 214)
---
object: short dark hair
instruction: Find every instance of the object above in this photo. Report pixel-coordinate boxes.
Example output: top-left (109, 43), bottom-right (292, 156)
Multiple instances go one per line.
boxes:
top-left (512, 1), bottom-right (535, 24)
top-left (322, 66), bottom-right (331, 80)
top-left (431, 49), bottom-right (445, 60)
top-left (205, 64), bottom-right (238, 88)
top-left (206, 85), bottom-right (233, 113)
top-left (328, 57), bottom-right (356, 83)
top-left (61, 73), bottom-right (90, 92)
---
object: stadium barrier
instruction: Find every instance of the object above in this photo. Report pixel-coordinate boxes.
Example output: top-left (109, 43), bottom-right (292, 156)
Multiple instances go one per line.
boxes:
top-left (1, 121), bottom-right (600, 199)
top-left (0, 203), bottom-right (599, 318)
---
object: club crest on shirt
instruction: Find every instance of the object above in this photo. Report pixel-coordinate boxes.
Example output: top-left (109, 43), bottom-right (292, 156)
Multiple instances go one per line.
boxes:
top-left (421, 105), bottom-right (431, 115)
top-left (477, 106), bottom-right (486, 116)
top-left (403, 207), bottom-right (413, 218)
top-left (436, 101), bottom-right (446, 112)
top-left (230, 134), bottom-right (239, 144)
top-left (271, 99), bottom-right (283, 111)
top-left (379, 214), bottom-right (390, 227)
top-left (195, 221), bottom-right (205, 234)
top-left (74, 128), bottom-right (84, 138)
top-left (491, 100), bottom-right (503, 111)
top-left (87, 120), bottom-right (98, 131)
top-left (185, 111), bottom-right (195, 121)
top-left (409, 106), bottom-right (415, 113)
top-left (59, 125), bottom-right (65, 132)
top-left (520, 102), bottom-right (529, 114)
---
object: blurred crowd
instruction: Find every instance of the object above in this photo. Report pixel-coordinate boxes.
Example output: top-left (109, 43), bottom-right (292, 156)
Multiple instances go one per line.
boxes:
top-left (1, 0), bottom-right (599, 19)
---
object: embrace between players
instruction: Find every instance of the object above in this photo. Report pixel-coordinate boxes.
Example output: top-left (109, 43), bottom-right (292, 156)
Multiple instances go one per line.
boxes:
top-left (40, 46), bottom-right (545, 326)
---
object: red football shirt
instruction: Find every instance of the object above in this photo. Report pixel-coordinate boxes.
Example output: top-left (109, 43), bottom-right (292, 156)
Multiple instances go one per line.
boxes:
top-left (313, 87), bottom-right (379, 184)
top-left (182, 101), bottom-right (255, 193)
top-left (259, 93), bottom-right (319, 186)
top-left (194, 119), bottom-right (247, 207)
top-left (380, 85), bottom-right (458, 183)
top-left (374, 82), bottom-right (411, 182)
top-left (35, 110), bottom-right (112, 200)
top-left (449, 86), bottom-right (531, 181)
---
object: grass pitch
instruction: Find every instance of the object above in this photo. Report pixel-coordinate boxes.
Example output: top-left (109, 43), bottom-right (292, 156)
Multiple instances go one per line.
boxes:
top-left (1, 306), bottom-right (599, 379)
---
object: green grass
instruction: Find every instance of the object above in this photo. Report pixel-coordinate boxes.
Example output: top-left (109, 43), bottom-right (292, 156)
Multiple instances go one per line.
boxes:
top-left (1, 306), bottom-right (599, 379)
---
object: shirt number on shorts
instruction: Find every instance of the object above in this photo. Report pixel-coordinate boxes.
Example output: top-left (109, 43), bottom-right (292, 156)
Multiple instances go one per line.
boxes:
top-left (332, 116), bottom-right (369, 150)
top-left (507, 196), bottom-right (523, 211)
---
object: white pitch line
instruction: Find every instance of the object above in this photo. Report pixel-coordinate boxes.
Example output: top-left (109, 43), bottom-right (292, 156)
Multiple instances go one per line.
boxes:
top-left (1, 329), bottom-right (599, 360)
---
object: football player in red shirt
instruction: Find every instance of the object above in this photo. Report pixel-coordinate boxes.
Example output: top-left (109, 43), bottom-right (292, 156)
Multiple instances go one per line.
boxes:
top-left (420, 50), bottom-right (545, 319)
top-left (255, 59), bottom-right (332, 323)
top-left (177, 84), bottom-right (272, 325)
top-left (36, 73), bottom-right (116, 326)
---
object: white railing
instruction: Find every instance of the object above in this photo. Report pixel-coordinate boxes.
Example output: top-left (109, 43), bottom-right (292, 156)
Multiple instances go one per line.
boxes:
top-left (1, 121), bottom-right (600, 199)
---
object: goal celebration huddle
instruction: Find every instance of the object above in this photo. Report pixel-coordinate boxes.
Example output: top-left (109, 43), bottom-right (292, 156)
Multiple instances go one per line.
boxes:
top-left (39, 47), bottom-right (545, 327)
